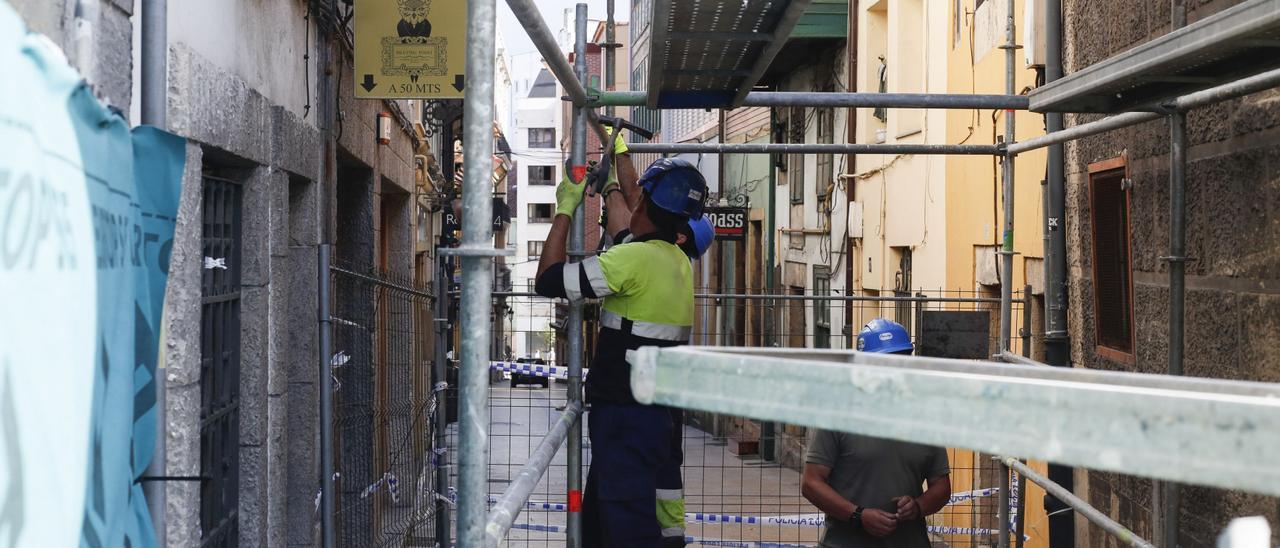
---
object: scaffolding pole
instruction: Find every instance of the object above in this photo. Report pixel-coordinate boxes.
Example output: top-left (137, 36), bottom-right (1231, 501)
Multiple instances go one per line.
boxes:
top-left (625, 142), bottom-right (1002, 155)
top-left (997, 0), bottom-right (1018, 357)
top-left (1008, 66), bottom-right (1280, 155)
top-left (565, 5), bottom-right (589, 547)
top-left (1002, 458), bottom-right (1156, 548)
top-left (590, 90), bottom-right (1030, 110)
top-left (455, 0), bottom-right (498, 542)
top-left (629, 346), bottom-right (1280, 497)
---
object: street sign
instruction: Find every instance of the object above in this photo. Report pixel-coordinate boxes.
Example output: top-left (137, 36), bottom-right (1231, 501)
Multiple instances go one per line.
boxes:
top-left (705, 207), bottom-right (746, 241)
top-left (354, 0), bottom-right (466, 99)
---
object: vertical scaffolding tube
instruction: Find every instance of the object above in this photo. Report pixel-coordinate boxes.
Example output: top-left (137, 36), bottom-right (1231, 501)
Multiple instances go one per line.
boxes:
top-left (999, 460), bottom-right (1012, 548)
top-left (566, 5), bottom-right (589, 547)
top-left (605, 0), bottom-right (616, 118)
top-left (998, 0), bottom-right (1017, 352)
top-left (456, 0), bottom-right (498, 542)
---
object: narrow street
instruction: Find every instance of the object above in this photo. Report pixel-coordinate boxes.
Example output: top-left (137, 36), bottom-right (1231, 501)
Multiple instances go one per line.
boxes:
top-left (448, 378), bottom-right (822, 546)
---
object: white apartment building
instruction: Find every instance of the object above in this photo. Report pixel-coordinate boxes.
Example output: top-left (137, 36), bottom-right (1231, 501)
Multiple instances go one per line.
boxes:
top-left (508, 67), bottom-right (564, 363)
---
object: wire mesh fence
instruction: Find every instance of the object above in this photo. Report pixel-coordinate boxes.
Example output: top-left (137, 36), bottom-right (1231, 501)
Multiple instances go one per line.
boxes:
top-left (447, 287), bottom-right (1041, 547)
top-left (329, 261), bottom-right (439, 547)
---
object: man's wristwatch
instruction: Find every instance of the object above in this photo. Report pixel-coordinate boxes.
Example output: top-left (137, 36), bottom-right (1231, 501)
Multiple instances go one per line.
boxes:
top-left (848, 505), bottom-right (863, 527)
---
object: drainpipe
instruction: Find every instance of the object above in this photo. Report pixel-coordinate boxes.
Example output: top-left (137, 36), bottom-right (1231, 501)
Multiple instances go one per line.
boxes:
top-left (1041, 0), bottom-right (1075, 546)
top-left (1156, 5), bottom-right (1188, 547)
top-left (315, 2), bottom-right (338, 545)
top-left (844, 3), bottom-right (858, 345)
top-left (139, 0), bottom-right (167, 542)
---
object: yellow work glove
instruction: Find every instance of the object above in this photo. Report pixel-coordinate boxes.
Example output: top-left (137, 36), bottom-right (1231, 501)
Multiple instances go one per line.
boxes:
top-left (612, 130), bottom-right (629, 155)
top-left (555, 169), bottom-right (587, 218)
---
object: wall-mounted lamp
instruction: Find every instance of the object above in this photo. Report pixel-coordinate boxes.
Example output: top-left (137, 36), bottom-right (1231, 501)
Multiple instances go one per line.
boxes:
top-left (377, 112), bottom-right (392, 145)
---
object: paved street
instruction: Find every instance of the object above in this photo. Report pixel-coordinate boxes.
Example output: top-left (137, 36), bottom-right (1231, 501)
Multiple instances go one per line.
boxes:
top-left (448, 379), bottom-right (822, 546)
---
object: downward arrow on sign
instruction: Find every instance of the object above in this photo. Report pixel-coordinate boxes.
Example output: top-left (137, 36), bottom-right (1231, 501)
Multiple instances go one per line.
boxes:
top-left (452, 75), bottom-right (465, 92)
top-left (361, 74), bottom-right (377, 92)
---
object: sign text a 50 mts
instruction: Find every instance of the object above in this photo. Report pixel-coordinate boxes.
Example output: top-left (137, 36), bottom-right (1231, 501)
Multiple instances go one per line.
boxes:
top-left (355, 0), bottom-right (466, 99)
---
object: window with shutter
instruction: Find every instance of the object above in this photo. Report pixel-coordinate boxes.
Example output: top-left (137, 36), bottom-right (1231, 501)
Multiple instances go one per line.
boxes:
top-left (1088, 159), bottom-right (1135, 363)
top-left (790, 106), bottom-right (806, 204)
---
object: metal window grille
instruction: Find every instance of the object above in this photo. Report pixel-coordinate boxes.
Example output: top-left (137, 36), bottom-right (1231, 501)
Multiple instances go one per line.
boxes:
top-left (199, 174), bottom-right (243, 548)
top-left (1088, 162), bottom-right (1135, 361)
top-left (528, 240), bottom-right (544, 259)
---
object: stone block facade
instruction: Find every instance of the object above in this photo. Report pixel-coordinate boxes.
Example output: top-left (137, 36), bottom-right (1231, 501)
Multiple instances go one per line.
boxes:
top-left (1062, 0), bottom-right (1280, 544)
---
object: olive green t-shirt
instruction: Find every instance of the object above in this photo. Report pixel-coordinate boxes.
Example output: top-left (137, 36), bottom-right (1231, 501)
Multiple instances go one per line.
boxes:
top-left (804, 430), bottom-right (950, 548)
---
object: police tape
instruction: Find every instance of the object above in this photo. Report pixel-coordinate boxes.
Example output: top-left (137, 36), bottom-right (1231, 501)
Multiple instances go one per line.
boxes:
top-left (505, 487), bottom-right (1002, 519)
top-left (508, 523), bottom-right (816, 547)
top-left (510, 522), bottom-right (1015, 543)
top-left (490, 361), bottom-right (586, 380)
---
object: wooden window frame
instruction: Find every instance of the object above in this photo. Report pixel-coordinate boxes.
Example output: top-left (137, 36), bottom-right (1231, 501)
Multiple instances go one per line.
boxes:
top-left (1087, 156), bottom-right (1136, 365)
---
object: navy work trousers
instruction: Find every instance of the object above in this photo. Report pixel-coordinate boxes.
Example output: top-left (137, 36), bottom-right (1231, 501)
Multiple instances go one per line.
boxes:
top-left (582, 403), bottom-right (676, 547)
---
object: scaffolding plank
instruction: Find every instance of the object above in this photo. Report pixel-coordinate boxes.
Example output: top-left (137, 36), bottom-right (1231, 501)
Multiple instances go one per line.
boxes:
top-left (1029, 0), bottom-right (1280, 113)
top-left (645, 0), bottom-right (814, 109)
top-left (628, 346), bottom-right (1280, 497)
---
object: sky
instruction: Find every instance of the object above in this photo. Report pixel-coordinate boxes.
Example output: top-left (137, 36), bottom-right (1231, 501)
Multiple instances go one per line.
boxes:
top-left (497, 0), bottom-right (627, 84)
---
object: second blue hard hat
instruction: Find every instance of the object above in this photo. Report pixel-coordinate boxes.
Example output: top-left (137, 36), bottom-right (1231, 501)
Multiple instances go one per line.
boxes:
top-left (856, 318), bottom-right (913, 354)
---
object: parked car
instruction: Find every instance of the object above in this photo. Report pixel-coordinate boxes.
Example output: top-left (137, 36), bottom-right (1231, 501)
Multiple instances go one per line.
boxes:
top-left (511, 357), bottom-right (550, 388)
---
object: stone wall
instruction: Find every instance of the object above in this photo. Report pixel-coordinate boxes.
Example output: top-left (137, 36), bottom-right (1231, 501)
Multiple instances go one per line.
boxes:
top-left (1061, 0), bottom-right (1280, 545)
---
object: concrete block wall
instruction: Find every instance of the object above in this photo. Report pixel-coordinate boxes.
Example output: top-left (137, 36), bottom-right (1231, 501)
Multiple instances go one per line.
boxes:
top-left (1061, 0), bottom-right (1280, 545)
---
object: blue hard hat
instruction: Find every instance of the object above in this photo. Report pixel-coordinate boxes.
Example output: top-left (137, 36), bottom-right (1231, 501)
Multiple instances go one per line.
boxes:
top-left (856, 318), bottom-right (913, 354)
top-left (683, 215), bottom-right (715, 259)
top-left (638, 158), bottom-right (708, 219)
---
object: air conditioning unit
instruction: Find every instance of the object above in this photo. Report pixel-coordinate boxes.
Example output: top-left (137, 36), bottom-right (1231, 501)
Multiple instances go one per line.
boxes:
top-left (1024, 0), bottom-right (1047, 69)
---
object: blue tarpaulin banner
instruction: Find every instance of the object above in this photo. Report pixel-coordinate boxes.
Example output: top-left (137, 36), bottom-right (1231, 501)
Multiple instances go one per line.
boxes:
top-left (0, 2), bottom-right (184, 546)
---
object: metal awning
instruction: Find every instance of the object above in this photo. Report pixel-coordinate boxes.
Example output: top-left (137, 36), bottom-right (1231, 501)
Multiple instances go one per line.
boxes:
top-left (1029, 0), bottom-right (1280, 113)
top-left (645, 0), bottom-right (814, 109)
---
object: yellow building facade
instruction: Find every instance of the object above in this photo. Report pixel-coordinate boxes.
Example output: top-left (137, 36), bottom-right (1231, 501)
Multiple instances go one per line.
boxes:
top-left (852, 0), bottom-right (1051, 545)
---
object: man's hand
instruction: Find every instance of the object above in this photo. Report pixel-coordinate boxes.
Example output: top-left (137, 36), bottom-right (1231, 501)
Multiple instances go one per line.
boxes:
top-left (893, 496), bottom-right (922, 521)
top-left (555, 170), bottom-right (587, 218)
top-left (611, 129), bottom-right (629, 155)
top-left (860, 508), bottom-right (898, 538)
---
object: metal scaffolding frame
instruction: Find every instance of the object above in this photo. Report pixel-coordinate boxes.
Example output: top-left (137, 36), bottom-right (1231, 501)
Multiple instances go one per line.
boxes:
top-left (439, 0), bottom-right (1280, 546)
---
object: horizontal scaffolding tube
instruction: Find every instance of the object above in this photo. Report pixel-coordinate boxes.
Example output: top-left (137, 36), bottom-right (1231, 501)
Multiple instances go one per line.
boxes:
top-left (484, 401), bottom-right (583, 547)
top-left (626, 142), bottom-right (1001, 155)
top-left (591, 90), bottom-right (1030, 110)
top-left (628, 346), bottom-right (1280, 497)
top-left (1010, 66), bottom-right (1280, 155)
top-left (1000, 458), bottom-right (1155, 548)
top-left (505, 0), bottom-right (589, 106)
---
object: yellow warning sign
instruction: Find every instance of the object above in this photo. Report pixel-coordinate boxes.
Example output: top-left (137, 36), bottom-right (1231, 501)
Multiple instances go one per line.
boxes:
top-left (354, 0), bottom-right (466, 99)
